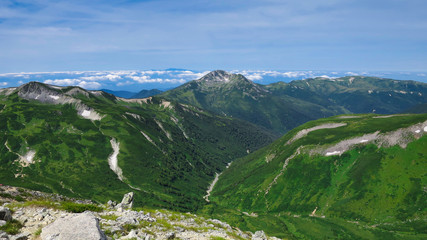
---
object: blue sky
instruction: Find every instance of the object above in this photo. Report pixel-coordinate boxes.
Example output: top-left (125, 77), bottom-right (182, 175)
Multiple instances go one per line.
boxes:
top-left (0, 0), bottom-right (426, 73)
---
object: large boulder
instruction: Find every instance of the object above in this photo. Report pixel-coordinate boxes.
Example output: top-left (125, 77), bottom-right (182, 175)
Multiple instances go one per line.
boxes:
top-left (115, 192), bottom-right (134, 210)
top-left (252, 230), bottom-right (267, 240)
top-left (0, 207), bottom-right (12, 221)
top-left (41, 212), bottom-right (106, 240)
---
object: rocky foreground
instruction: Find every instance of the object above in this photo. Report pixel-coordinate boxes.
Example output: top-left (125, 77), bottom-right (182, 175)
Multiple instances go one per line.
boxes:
top-left (0, 186), bottom-right (279, 240)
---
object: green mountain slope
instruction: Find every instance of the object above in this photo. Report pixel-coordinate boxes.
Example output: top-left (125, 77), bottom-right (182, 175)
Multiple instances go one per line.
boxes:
top-left (269, 76), bottom-right (427, 114)
top-left (160, 70), bottom-right (344, 134)
top-left (0, 82), bottom-right (275, 211)
top-left (131, 89), bottom-right (163, 98)
top-left (206, 113), bottom-right (427, 239)
top-left (161, 71), bottom-right (427, 134)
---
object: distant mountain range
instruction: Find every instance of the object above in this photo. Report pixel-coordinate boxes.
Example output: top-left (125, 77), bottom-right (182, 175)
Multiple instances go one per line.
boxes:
top-left (101, 88), bottom-right (163, 99)
top-left (160, 70), bottom-right (427, 134)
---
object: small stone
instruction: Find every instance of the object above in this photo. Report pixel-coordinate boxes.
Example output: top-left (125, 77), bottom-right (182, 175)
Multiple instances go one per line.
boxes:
top-left (0, 220), bottom-right (6, 227)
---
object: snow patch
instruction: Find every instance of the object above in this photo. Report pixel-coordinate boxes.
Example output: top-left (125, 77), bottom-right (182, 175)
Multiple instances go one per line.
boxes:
top-left (77, 106), bottom-right (103, 121)
top-left (204, 161), bottom-right (233, 202)
top-left (141, 131), bottom-right (156, 146)
top-left (155, 120), bottom-right (172, 141)
top-left (319, 120), bottom-right (427, 157)
top-left (16, 149), bottom-right (37, 167)
top-left (49, 95), bottom-right (59, 100)
top-left (126, 112), bottom-right (142, 121)
top-left (204, 172), bottom-right (222, 202)
top-left (108, 138), bottom-right (124, 181)
top-left (81, 110), bottom-right (91, 117)
top-left (23, 150), bottom-right (36, 164)
top-left (321, 132), bottom-right (380, 157)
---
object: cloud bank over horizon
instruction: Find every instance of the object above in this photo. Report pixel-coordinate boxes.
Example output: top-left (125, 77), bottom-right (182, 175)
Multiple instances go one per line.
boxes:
top-left (0, 69), bottom-right (426, 91)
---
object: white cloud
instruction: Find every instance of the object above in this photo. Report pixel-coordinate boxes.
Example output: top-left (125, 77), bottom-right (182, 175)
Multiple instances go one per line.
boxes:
top-left (141, 70), bottom-right (169, 75)
top-left (246, 73), bottom-right (263, 81)
top-left (0, 82), bottom-right (8, 86)
top-left (18, 81), bottom-right (24, 84)
top-left (176, 70), bottom-right (210, 79)
top-left (80, 74), bottom-right (122, 81)
top-left (318, 75), bottom-right (330, 78)
top-left (130, 75), bottom-right (153, 83)
top-left (417, 73), bottom-right (426, 77)
top-left (116, 81), bottom-right (134, 86)
top-left (163, 78), bottom-right (187, 84)
top-left (44, 79), bottom-right (101, 89)
top-left (78, 81), bottom-right (101, 89)
top-left (44, 79), bottom-right (81, 86)
top-left (345, 72), bottom-right (359, 75)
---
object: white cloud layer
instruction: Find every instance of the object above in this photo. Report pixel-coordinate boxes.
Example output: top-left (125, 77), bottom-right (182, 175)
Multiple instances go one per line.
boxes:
top-left (44, 79), bottom-right (101, 89)
top-left (0, 69), bottom-right (424, 91)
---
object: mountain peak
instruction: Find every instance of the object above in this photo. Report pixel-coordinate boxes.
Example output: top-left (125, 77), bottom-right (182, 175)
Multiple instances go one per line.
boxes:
top-left (199, 70), bottom-right (232, 83)
top-left (17, 81), bottom-right (58, 96)
top-left (197, 70), bottom-right (253, 88)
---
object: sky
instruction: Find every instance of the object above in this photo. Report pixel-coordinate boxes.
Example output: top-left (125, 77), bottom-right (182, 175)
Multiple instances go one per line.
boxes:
top-left (1, 0), bottom-right (426, 74)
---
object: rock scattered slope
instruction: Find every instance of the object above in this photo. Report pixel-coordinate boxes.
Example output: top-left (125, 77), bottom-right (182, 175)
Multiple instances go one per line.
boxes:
top-left (0, 186), bottom-right (279, 240)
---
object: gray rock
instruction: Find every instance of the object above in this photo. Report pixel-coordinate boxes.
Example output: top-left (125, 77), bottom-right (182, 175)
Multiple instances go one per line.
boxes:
top-left (0, 207), bottom-right (12, 221)
top-left (109, 225), bottom-right (123, 233)
top-left (118, 192), bottom-right (134, 209)
top-left (10, 232), bottom-right (29, 240)
top-left (252, 230), bottom-right (267, 240)
top-left (0, 221), bottom-right (6, 227)
top-left (165, 232), bottom-right (175, 239)
top-left (116, 215), bottom-right (137, 225)
top-left (41, 212), bottom-right (106, 240)
top-left (0, 230), bottom-right (8, 239)
top-left (106, 200), bottom-right (116, 208)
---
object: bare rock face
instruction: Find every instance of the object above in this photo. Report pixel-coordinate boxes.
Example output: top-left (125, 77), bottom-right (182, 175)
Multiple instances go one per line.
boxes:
top-left (41, 212), bottom-right (106, 240)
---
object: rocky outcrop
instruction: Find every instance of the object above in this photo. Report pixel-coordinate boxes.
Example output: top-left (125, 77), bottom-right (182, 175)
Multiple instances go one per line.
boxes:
top-left (41, 212), bottom-right (106, 240)
top-left (1, 186), bottom-right (280, 240)
top-left (0, 207), bottom-right (12, 222)
top-left (115, 192), bottom-right (134, 210)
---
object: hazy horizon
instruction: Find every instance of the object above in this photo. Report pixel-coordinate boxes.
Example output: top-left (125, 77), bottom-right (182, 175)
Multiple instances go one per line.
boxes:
top-left (1, 69), bottom-right (426, 91)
